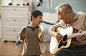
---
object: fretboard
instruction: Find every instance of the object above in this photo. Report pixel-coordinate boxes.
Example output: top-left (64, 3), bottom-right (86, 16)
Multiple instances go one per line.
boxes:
top-left (67, 31), bottom-right (86, 39)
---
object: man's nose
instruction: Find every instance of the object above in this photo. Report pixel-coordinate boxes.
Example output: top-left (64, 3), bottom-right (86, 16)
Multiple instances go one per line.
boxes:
top-left (58, 16), bottom-right (61, 19)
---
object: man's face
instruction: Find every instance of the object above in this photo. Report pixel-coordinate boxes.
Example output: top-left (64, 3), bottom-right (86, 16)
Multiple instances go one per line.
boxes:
top-left (57, 8), bottom-right (68, 23)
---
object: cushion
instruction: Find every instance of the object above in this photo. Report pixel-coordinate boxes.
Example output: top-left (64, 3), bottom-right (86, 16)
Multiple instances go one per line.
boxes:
top-left (40, 21), bottom-right (55, 42)
top-left (42, 12), bottom-right (60, 24)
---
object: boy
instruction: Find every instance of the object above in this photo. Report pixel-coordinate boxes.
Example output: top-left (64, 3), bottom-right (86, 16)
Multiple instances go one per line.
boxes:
top-left (19, 10), bottom-right (44, 56)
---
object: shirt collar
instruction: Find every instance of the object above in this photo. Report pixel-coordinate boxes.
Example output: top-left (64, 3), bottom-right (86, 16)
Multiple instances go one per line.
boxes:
top-left (69, 13), bottom-right (78, 25)
top-left (73, 13), bottom-right (78, 20)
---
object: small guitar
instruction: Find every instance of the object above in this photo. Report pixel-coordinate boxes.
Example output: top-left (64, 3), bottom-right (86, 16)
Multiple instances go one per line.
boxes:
top-left (50, 27), bottom-right (86, 54)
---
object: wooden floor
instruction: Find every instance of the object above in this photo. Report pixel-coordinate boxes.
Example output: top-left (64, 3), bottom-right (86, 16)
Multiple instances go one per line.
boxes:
top-left (0, 39), bottom-right (55, 56)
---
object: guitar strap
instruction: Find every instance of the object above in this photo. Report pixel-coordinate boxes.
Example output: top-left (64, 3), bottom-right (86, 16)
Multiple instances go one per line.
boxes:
top-left (38, 26), bottom-right (44, 39)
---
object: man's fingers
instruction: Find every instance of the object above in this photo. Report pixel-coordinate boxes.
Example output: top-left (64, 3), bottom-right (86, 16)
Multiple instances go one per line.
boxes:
top-left (55, 32), bottom-right (63, 40)
top-left (78, 30), bottom-right (82, 33)
top-left (56, 35), bottom-right (62, 40)
top-left (58, 33), bottom-right (61, 35)
top-left (56, 37), bottom-right (61, 40)
top-left (76, 34), bottom-right (85, 41)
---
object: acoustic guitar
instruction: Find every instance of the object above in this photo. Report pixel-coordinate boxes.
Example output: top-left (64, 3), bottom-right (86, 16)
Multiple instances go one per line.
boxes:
top-left (50, 27), bottom-right (86, 54)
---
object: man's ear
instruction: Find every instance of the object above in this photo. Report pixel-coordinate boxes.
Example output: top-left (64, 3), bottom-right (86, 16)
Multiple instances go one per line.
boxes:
top-left (32, 16), bottom-right (35, 20)
top-left (65, 10), bottom-right (69, 15)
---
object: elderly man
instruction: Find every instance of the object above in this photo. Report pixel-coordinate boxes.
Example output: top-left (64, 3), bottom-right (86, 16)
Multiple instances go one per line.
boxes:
top-left (49, 3), bottom-right (86, 56)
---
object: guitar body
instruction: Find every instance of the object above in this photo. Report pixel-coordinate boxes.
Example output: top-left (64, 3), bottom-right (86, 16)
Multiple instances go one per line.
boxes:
top-left (50, 36), bottom-right (72, 54)
top-left (68, 38), bottom-right (77, 49)
top-left (50, 27), bottom-right (78, 54)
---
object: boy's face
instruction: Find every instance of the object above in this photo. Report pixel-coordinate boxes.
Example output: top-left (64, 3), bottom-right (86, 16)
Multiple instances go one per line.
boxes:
top-left (33, 15), bottom-right (42, 26)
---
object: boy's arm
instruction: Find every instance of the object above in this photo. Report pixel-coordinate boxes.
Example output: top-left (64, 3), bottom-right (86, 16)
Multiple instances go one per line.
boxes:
top-left (19, 32), bottom-right (23, 42)
top-left (19, 28), bottom-right (25, 42)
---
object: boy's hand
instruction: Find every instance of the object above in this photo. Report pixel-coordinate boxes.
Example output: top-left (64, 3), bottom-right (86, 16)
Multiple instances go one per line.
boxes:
top-left (19, 32), bottom-right (23, 42)
top-left (20, 40), bottom-right (23, 42)
top-left (19, 32), bottom-right (21, 37)
top-left (39, 32), bottom-right (45, 42)
top-left (19, 37), bottom-right (23, 42)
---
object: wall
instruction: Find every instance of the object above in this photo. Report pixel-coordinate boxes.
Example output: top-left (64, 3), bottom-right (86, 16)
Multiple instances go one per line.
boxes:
top-left (1, 0), bottom-right (29, 6)
top-left (0, 16), bottom-right (1, 39)
top-left (1, 0), bottom-right (86, 13)
top-left (0, 0), bottom-right (1, 39)
top-left (32, 0), bottom-right (86, 13)
top-left (0, 0), bottom-right (1, 16)
top-left (2, 0), bottom-right (12, 5)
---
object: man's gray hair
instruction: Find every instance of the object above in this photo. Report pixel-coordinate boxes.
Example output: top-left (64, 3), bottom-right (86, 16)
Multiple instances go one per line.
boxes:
top-left (55, 3), bottom-right (73, 13)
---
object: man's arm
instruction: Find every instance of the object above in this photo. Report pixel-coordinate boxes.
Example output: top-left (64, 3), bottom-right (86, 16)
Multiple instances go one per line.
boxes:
top-left (48, 21), bottom-right (64, 40)
top-left (76, 16), bottom-right (86, 41)
top-left (83, 16), bottom-right (86, 40)
top-left (49, 27), bottom-right (63, 40)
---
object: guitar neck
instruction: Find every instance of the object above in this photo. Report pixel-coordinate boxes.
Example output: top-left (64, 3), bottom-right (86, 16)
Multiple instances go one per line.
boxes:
top-left (67, 31), bottom-right (86, 39)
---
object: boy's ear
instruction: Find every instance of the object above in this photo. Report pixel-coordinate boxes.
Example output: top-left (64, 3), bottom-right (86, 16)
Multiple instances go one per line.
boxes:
top-left (32, 16), bottom-right (35, 20)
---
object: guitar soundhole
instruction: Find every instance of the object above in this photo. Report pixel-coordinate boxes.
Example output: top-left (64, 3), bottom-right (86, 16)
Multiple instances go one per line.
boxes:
top-left (63, 35), bottom-right (67, 41)
top-left (58, 35), bottom-right (67, 48)
top-left (58, 40), bottom-right (67, 48)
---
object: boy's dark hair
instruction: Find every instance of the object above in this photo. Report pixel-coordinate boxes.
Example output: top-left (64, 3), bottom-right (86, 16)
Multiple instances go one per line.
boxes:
top-left (29, 10), bottom-right (43, 21)
top-left (39, 0), bottom-right (43, 2)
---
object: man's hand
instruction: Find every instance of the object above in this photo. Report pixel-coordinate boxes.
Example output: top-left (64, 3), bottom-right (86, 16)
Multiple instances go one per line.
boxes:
top-left (76, 35), bottom-right (85, 41)
top-left (55, 32), bottom-right (63, 40)
top-left (76, 30), bottom-right (86, 41)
